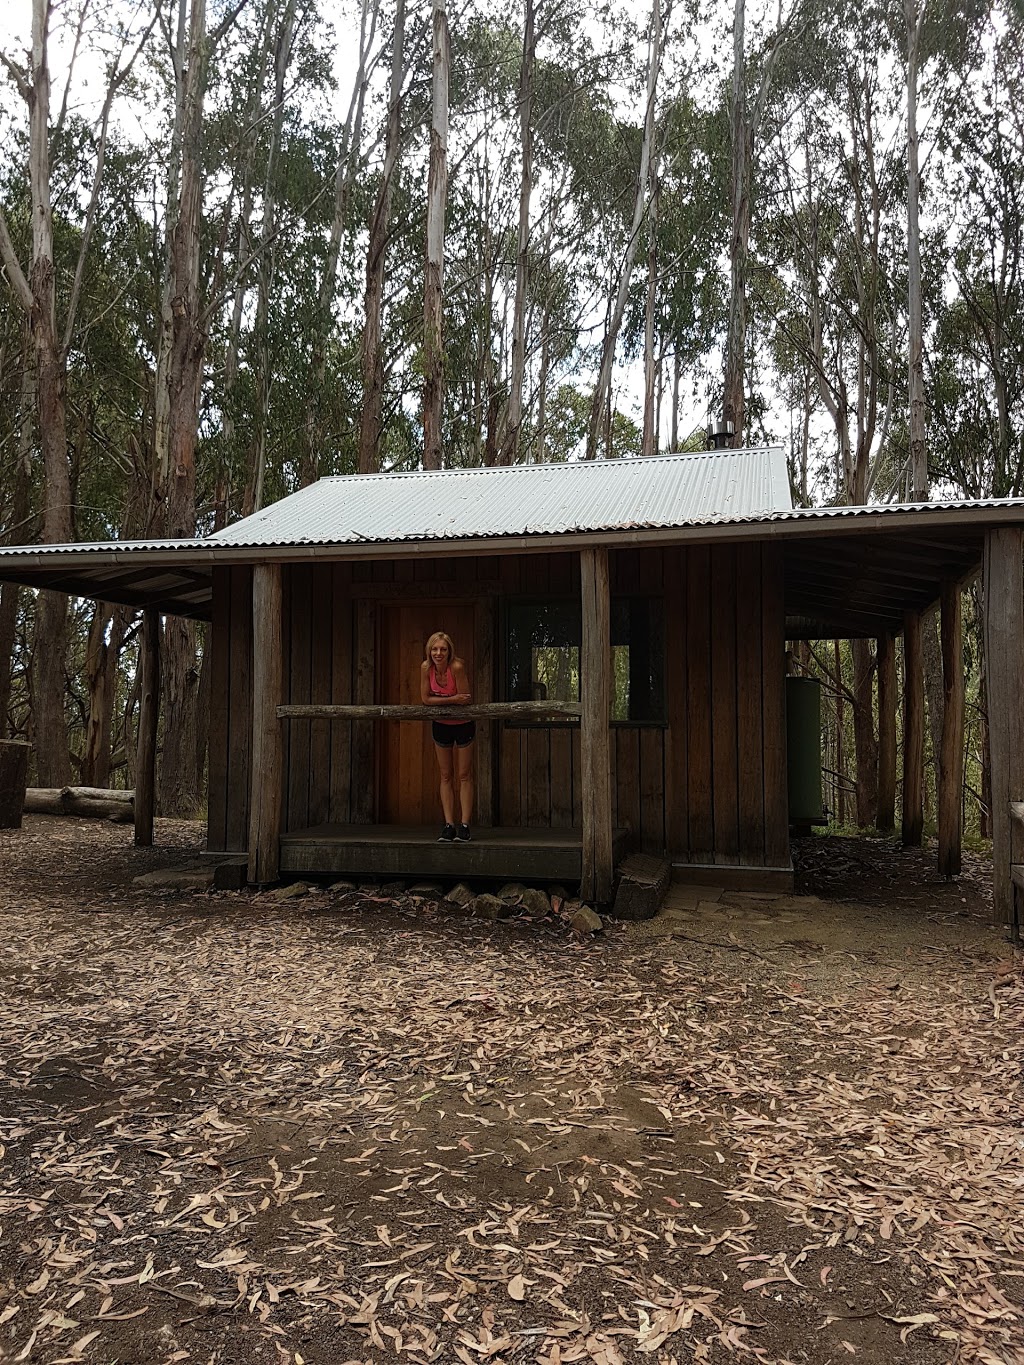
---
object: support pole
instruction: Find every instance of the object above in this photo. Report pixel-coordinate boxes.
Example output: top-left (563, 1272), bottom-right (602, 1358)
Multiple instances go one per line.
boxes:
top-left (876, 633), bottom-right (897, 834)
top-left (938, 581), bottom-right (965, 877)
top-left (984, 528), bottom-right (1024, 925)
top-left (134, 608), bottom-right (160, 847)
top-left (901, 610), bottom-right (924, 847)
top-left (249, 564), bottom-right (284, 885)
top-left (580, 547), bottom-right (613, 904)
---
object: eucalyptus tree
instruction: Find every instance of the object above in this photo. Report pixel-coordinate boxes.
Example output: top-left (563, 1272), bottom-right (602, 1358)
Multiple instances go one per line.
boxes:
top-left (723, 0), bottom-right (804, 447)
top-left (0, 0), bottom-right (157, 784)
top-left (422, 0), bottom-right (450, 469)
top-left (928, 1), bottom-right (1022, 499)
top-left (359, 0), bottom-right (407, 474)
top-left (585, 0), bottom-right (666, 460)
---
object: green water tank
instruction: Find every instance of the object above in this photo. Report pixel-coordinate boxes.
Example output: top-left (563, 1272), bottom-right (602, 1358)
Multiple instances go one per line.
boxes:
top-left (786, 676), bottom-right (825, 827)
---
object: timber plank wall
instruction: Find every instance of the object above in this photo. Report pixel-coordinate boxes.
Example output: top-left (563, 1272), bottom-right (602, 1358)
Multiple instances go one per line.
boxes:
top-left (207, 544), bottom-right (787, 869)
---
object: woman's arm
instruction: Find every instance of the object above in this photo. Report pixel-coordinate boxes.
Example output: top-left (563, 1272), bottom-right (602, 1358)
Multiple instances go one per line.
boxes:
top-left (451, 659), bottom-right (472, 705)
top-left (419, 660), bottom-right (435, 704)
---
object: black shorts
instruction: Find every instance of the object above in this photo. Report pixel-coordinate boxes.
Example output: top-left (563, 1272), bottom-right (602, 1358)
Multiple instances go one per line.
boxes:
top-left (432, 720), bottom-right (476, 748)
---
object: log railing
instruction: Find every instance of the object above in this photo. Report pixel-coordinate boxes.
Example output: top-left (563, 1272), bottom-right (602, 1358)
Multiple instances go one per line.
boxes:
top-left (277, 701), bottom-right (581, 721)
top-left (1011, 801), bottom-right (1024, 945)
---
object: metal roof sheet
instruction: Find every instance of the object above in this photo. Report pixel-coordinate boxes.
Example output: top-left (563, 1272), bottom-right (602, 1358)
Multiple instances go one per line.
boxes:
top-left (207, 447), bottom-right (794, 548)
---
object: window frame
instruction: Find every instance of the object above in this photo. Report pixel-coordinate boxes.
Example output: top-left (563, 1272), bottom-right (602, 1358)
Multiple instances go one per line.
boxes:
top-left (500, 594), bottom-right (667, 729)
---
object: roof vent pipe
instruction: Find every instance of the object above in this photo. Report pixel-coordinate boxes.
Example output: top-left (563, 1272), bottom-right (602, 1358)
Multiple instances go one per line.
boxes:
top-left (708, 418), bottom-right (735, 450)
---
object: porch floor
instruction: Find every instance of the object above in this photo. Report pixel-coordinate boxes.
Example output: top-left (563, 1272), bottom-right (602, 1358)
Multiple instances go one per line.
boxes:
top-left (278, 823), bottom-right (631, 883)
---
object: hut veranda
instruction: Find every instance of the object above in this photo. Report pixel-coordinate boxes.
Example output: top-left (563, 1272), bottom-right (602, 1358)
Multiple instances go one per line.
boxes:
top-left (1, 448), bottom-right (1023, 923)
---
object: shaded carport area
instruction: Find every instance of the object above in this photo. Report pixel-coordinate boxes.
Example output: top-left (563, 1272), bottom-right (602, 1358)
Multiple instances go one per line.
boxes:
top-left (0, 499), bottom-right (1022, 921)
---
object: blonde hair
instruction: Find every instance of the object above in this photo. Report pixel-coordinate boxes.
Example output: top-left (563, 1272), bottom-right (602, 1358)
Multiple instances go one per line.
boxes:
top-left (425, 631), bottom-right (455, 666)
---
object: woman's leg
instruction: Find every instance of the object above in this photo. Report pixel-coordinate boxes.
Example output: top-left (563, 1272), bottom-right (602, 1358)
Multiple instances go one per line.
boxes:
top-left (434, 742), bottom-right (457, 825)
top-left (456, 741), bottom-right (474, 825)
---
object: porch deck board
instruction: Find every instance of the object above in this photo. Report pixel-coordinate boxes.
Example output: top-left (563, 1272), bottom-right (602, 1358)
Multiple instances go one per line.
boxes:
top-left (279, 823), bottom-right (630, 882)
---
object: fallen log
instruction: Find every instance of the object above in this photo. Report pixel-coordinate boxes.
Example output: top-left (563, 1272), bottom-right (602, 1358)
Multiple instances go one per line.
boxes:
top-left (24, 787), bottom-right (135, 821)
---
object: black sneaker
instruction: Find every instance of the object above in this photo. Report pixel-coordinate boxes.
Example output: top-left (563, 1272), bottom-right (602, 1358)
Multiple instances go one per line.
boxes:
top-left (456, 823), bottom-right (472, 842)
top-left (438, 823), bottom-right (456, 842)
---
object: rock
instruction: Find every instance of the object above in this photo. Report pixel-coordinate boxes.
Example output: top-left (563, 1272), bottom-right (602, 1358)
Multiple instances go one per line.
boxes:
top-left (570, 905), bottom-right (604, 934)
top-left (357, 880), bottom-right (380, 892)
top-left (518, 887), bottom-right (551, 916)
top-left (469, 894), bottom-right (513, 920)
top-left (446, 882), bottom-right (475, 908)
top-left (133, 868), bottom-right (213, 892)
top-left (496, 881), bottom-right (530, 902)
top-left (328, 879), bottom-right (357, 894)
top-left (379, 880), bottom-right (406, 897)
top-left (409, 882), bottom-right (444, 897)
top-left (263, 881), bottom-right (312, 901)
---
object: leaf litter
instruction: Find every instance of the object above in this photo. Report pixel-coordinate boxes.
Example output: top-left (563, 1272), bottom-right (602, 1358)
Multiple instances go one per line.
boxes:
top-left (0, 818), bottom-right (1022, 1364)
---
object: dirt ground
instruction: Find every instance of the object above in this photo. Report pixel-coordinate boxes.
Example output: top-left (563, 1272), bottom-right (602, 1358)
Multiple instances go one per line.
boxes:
top-left (1, 818), bottom-right (1022, 1365)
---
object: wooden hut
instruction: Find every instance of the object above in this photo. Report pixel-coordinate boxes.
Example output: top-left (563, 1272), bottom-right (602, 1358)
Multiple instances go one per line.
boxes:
top-left (2, 448), bottom-right (1023, 921)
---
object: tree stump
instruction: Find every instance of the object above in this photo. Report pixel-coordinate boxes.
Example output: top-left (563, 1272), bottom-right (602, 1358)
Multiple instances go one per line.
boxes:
top-left (0, 741), bottom-right (31, 830)
top-left (610, 853), bottom-right (671, 921)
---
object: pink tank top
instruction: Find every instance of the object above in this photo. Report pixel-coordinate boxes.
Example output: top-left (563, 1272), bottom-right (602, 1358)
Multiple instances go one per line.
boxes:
top-left (429, 663), bottom-right (462, 725)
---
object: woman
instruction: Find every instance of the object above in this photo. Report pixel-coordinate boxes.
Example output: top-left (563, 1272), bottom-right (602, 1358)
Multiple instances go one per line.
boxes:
top-left (420, 631), bottom-right (475, 842)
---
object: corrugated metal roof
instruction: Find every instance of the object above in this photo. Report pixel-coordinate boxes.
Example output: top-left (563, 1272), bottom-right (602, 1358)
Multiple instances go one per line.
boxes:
top-left (208, 448), bottom-right (794, 548)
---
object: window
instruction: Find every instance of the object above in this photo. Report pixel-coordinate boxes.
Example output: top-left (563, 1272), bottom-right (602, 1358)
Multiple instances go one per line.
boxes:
top-left (504, 597), bottom-right (665, 724)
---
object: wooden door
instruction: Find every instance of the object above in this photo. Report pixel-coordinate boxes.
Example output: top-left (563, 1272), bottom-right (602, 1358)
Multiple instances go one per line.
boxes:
top-left (378, 602), bottom-right (476, 824)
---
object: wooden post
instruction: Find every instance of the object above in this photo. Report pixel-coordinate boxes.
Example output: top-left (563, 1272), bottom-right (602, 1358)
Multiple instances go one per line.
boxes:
top-left (938, 581), bottom-right (965, 877)
top-left (901, 610), bottom-right (924, 847)
top-left (984, 528), bottom-right (1024, 925)
top-left (134, 608), bottom-right (160, 847)
top-left (876, 633), bottom-right (897, 833)
top-left (249, 564), bottom-right (284, 884)
top-left (580, 547), bottom-right (613, 904)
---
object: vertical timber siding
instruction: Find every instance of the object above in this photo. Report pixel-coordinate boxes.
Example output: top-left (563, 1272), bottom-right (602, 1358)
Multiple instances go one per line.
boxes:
top-left (207, 565), bottom-right (253, 853)
top-left (664, 542), bottom-right (788, 870)
top-left (209, 543), bottom-right (787, 872)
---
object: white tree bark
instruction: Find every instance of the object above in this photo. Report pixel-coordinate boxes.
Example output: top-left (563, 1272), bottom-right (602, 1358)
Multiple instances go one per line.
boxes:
top-left (359, 0), bottom-right (406, 474)
top-left (586, 0), bottom-right (663, 460)
top-left (422, 0), bottom-right (450, 470)
top-left (906, 0), bottom-right (928, 501)
top-left (499, 0), bottom-right (536, 466)
top-left (642, 177), bottom-right (660, 457)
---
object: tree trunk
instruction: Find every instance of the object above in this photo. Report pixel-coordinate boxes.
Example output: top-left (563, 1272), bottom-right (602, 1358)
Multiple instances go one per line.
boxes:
top-left (586, 0), bottom-right (662, 460)
top-left (422, 0), bottom-right (450, 470)
top-left (0, 348), bottom-right (35, 735)
top-left (306, 0), bottom-right (377, 484)
top-left (81, 602), bottom-right (121, 788)
top-left (670, 350), bottom-right (680, 451)
top-left (25, 0), bottom-right (73, 785)
top-left (223, 5), bottom-right (274, 511)
top-left (724, 0), bottom-right (749, 446)
top-left (159, 617), bottom-right (201, 816)
top-left (938, 580), bottom-right (964, 877)
top-left (499, 0), bottom-right (535, 467)
top-left (250, 0), bottom-right (299, 513)
top-left (902, 611), bottom-right (925, 846)
top-left (906, 0), bottom-right (927, 501)
top-left (159, 0), bottom-right (210, 816)
top-left (876, 633), bottom-right (897, 832)
top-left (851, 637), bottom-right (877, 827)
top-left (834, 639), bottom-right (846, 825)
top-left (641, 178), bottom-right (660, 458)
top-left (921, 603), bottom-right (944, 820)
top-left (358, 0), bottom-right (406, 475)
